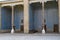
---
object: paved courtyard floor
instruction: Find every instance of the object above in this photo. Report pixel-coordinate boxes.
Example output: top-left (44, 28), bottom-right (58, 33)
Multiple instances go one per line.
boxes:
top-left (0, 33), bottom-right (60, 40)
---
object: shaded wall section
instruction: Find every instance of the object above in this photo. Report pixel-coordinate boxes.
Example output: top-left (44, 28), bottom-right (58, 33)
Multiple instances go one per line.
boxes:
top-left (1, 7), bottom-right (12, 30)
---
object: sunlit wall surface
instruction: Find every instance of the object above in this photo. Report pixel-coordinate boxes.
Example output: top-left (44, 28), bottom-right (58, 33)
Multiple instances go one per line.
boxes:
top-left (0, 0), bottom-right (6, 1)
top-left (0, 0), bottom-right (7, 1)
top-left (0, 0), bottom-right (18, 1)
top-left (0, 0), bottom-right (12, 1)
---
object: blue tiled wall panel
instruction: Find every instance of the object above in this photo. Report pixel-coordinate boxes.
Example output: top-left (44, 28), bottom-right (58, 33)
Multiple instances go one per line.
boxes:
top-left (1, 7), bottom-right (12, 30)
top-left (14, 5), bottom-right (23, 30)
top-left (45, 8), bottom-right (58, 30)
top-left (29, 5), bottom-right (34, 30)
top-left (29, 3), bottom-right (42, 31)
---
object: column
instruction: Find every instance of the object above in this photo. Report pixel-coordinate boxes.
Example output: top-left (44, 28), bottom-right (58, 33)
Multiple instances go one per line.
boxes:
top-left (24, 0), bottom-right (29, 33)
top-left (58, 0), bottom-right (60, 33)
top-left (12, 6), bottom-right (14, 29)
top-left (41, 1), bottom-right (46, 34)
top-left (42, 2), bottom-right (45, 28)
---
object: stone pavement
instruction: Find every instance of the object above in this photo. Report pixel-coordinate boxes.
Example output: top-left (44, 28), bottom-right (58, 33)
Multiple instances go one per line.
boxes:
top-left (0, 33), bottom-right (60, 40)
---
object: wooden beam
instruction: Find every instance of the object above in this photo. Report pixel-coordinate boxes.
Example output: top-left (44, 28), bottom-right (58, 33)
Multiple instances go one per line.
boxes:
top-left (24, 0), bottom-right (29, 33)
